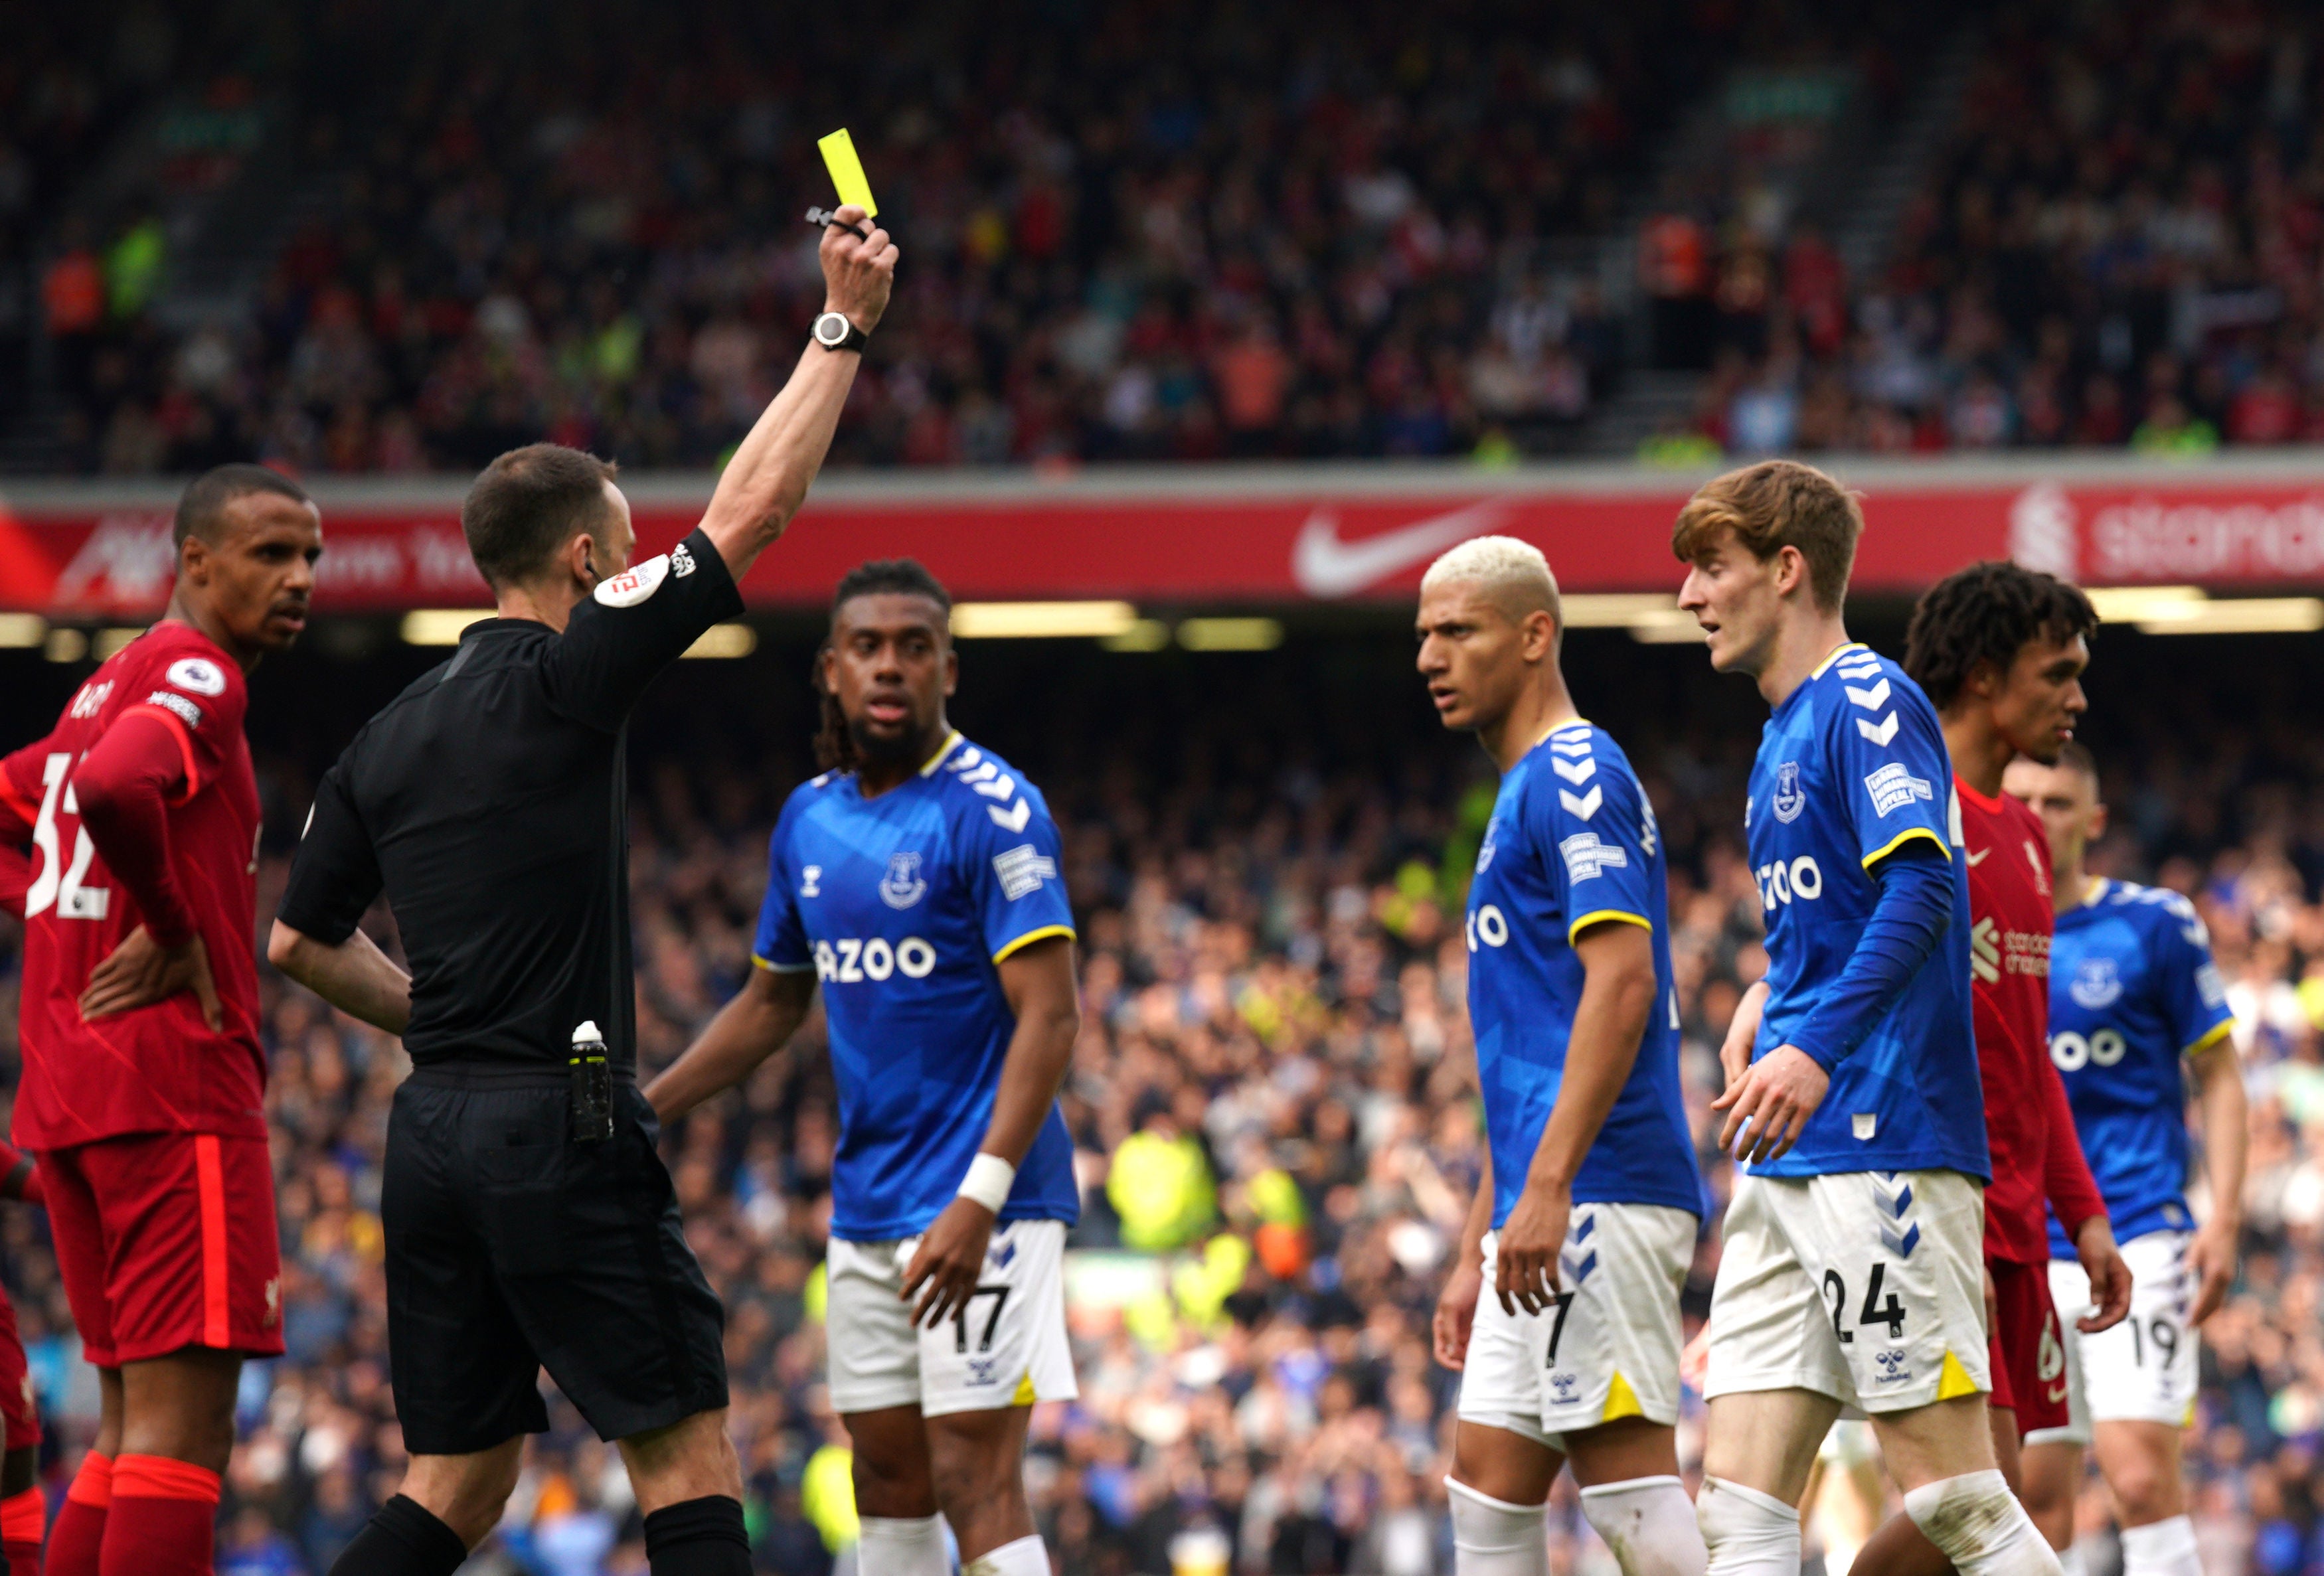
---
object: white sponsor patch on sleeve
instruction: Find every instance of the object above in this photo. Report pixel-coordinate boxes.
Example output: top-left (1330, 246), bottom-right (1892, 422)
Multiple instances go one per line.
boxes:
top-left (1863, 761), bottom-right (1933, 818)
top-left (992, 843), bottom-right (1058, 901)
top-left (594, 554), bottom-right (670, 607)
top-left (165, 656), bottom-right (227, 696)
top-left (1558, 830), bottom-right (1629, 882)
top-left (146, 690), bottom-right (205, 728)
top-left (2196, 961), bottom-right (2227, 1009)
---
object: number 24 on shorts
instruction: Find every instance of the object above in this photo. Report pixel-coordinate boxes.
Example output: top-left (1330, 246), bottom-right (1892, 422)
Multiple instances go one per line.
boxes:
top-left (1821, 1262), bottom-right (1908, 1344)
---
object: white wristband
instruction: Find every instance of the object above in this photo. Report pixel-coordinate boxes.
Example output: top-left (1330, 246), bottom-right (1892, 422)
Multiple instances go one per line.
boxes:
top-left (958, 1152), bottom-right (1016, 1213)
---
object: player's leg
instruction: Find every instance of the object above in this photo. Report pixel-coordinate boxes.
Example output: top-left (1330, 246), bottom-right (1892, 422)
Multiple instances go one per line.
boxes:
top-left (2091, 1423), bottom-right (2196, 1576)
top-left (1793, 1168), bottom-right (2054, 1575)
top-left (94, 1127), bottom-right (288, 1576)
top-left (1845, 1399), bottom-right (2021, 1575)
top-left (1567, 1419), bottom-right (1704, 1576)
top-left (332, 1080), bottom-right (549, 1576)
top-left (2080, 1232), bottom-right (2202, 1576)
top-left (1544, 1206), bottom-right (1707, 1576)
top-left (617, 1407), bottom-right (750, 1575)
top-left (915, 1219), bottom-right (1077, 1575)
top-left (927, 1403), bottom-right (1040, 1569)
top-left (0, 1281), bottom-right (48, 1575)
top-left (497, 1082), bottom-right (742, 1576)
top-left (2020, 1255), bottom-right (2095, 1565)
top-left (1697, 1174), bottom-right (1847, 1576)
top-left (41, 1144), bottom-right (122, 1576)
top-left (828, 1234), bottom-right (946, 1576)
top-left (1447, 1228), bottom-right (1564, 1576)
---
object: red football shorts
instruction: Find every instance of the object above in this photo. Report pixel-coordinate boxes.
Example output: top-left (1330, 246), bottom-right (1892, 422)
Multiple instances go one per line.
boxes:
top-left (0, 1287), bottom-right (39, 1451)
top-left (1986, 1257), bottom-right (2068, 1437)
top-left (41, 1133), bottom-right (286, 1368)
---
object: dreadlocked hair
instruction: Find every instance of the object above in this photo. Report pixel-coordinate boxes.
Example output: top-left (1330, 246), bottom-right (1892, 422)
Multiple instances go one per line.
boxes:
top-left (1902, 560), bottom-right (2098, 710)
top-left (811, 558), bottom-right (954, 773)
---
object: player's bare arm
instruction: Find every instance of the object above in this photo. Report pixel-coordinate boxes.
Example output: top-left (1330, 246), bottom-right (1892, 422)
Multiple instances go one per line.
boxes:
top-left (70, 712), bottom-right (220, 1027)
top-left (1434, 1150), bottom-right (1491, 1370)
top-left (2186, 1038), bottom-right (2248, 1324)
top-left (1495, 920), bottom-right (1657, 1316)
top-left (643, 966), bottom-right (818, 1125)
top-left (902, 934), bottom-right (1078, 1330)
top-left (697, 206), bottom-right (898, 580)
top-left (266, 921), bottom-right (414, 1036)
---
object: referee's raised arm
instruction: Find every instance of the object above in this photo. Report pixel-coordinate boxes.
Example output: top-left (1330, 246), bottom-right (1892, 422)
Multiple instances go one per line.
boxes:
top-left (698, 201), bottom-right (896, 580)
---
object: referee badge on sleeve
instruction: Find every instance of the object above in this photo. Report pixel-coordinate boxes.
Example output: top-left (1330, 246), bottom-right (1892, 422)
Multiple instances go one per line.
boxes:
top-left (594, 554), bottom-right (670, 607)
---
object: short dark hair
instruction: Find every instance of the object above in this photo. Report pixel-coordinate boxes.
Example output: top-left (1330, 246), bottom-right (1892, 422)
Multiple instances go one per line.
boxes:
top-left (173, 463), bottom-right (311, 548)
top-left (1903, 561), bottom-right (2099, 710)
top-left (1672, 459), bottom-right (1863, 612)
top-left (830, 558), bottom-right (952, 624)
top-left (814, 560), bottom-right (954, 771)
top-left (2054, 740), bottom-right (2099, 789)
top-left (459, 443), bottom-right (620, 590)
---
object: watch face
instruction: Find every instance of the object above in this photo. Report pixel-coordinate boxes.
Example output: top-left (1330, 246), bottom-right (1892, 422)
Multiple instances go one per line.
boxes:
top-left (815, 313), bottom-right (848, 345)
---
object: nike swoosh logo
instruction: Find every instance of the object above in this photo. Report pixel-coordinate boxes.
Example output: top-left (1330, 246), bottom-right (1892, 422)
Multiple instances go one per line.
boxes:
top-left (1291, 501), bottom-right (1507, 598)
top-left (1965, 847), bottom-right (1991, 866)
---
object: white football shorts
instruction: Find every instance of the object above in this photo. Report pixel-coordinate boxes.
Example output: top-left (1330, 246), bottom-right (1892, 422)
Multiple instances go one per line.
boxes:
top-left (1455, 1203), bottom-right (1697, 1447)
top-left (825, 1219), bottom-right (1078, 1418)
top-left (2025, 1228), bottom-right (2199, 1447)
top-left (1706, 1168), bottom-right (1989, 1414)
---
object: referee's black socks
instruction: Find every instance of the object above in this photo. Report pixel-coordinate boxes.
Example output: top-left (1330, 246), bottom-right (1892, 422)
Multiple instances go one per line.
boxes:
top-left (644, 1494), bottom-right (754, 1575)
top-left (328, 1494), bottom-right (469, 1576)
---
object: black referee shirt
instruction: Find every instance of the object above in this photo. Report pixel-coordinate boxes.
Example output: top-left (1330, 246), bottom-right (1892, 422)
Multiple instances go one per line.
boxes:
top-left (277, 530), bottom-right (744, 1071)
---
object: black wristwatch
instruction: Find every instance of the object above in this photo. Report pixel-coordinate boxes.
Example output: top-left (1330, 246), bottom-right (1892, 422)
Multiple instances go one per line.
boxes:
top-left (813, 311), bottom-right (870, 353)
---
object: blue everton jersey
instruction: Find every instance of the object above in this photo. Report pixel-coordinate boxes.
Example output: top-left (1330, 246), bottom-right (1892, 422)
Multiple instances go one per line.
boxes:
top-left (1465, 721), bottom-right (1706, 1227)
top-left (1744, 643), bottom-right (1987, 1180)
top-left (753, 732), bottom-right (1080, 1241)
top-left (2044, 880), bottom-right (2235, 1256)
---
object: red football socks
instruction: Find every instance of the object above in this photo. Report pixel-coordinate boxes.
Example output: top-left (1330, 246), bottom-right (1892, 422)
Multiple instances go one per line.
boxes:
top-left (3, 1483), bottom-right (46, 1575)
top-left (47, 1451), bottom-right (113, 1576)
top-left (100, 1455), bottom-right (220, 1576)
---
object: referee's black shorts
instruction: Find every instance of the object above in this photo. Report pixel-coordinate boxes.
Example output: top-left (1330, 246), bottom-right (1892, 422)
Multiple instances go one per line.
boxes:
top-left (381, 1067), bottom-right (728, 1455)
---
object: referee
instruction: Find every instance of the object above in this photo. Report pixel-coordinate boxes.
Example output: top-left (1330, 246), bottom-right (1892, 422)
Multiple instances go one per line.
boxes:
top-left (267, 208), bottom-right (896, 1576)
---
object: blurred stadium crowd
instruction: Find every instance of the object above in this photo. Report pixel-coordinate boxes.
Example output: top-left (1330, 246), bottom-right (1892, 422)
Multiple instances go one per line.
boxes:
top-left (0, 632), bottom-right (2315, 1575)
top-left (8, 1), bottom-right (1926, 473)
top-left (20, 1), bottom-right (2324, 469)
top-left (1655, 0), bottom-right (2324, 457)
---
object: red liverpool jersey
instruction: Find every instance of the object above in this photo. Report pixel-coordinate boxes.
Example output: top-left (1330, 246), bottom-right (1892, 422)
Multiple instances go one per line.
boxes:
top-left (0, 624), bottom-right (266, 1148)
top-left (1958, 776), bottom-right (2104, 1263)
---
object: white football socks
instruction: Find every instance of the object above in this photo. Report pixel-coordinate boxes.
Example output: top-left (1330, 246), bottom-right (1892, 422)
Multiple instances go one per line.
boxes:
top-left (1579, 1475), bottom-right (1708, 1576)
top-left (1446, 1477), bottom-right (1550, 1576)
top-left (1697, 1477), bottom-right (1800, 1576)
top-left (2119, 1516), bottom-right (2202, 1576)
top-left (961, 1532), bottom-right (1050, 1576)
top-left (857, 1514), bottom-right (948, 1576)
top-left (1900, 1471), bottom-right (2063, 1576)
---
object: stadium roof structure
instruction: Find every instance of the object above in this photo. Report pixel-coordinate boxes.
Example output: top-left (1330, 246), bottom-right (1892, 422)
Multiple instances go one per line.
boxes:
top-left (5, 453), bottom-right (2324, 617)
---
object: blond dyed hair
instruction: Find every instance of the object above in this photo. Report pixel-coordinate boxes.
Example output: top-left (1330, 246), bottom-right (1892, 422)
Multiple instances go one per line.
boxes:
top-left (1420, 535), bottom-right (1562, 628)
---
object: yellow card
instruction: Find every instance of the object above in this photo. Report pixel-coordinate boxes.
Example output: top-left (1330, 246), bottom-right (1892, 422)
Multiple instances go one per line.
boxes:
top-left (818, 129), bottom-right (878, 218)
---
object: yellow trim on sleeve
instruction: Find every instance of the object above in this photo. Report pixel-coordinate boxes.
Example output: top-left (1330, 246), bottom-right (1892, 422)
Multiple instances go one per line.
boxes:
top-left (752, 953), bottom-right (815, 974)
top-left (2183, 1019), bottom-right (2235, 1058)
top-left (993, 924), bottom-right (1076, 964)
top-left (1811, 641), bottom-right (1870, 678)
top-left (1861, 825), bottom-right (1951, 870)
top-left (1568, 909), bottom-right (1654, 944)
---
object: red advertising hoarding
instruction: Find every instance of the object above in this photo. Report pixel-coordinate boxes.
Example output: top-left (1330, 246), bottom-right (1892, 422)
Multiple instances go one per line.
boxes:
top-left (6, 458), bottom-right (2324, 616)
